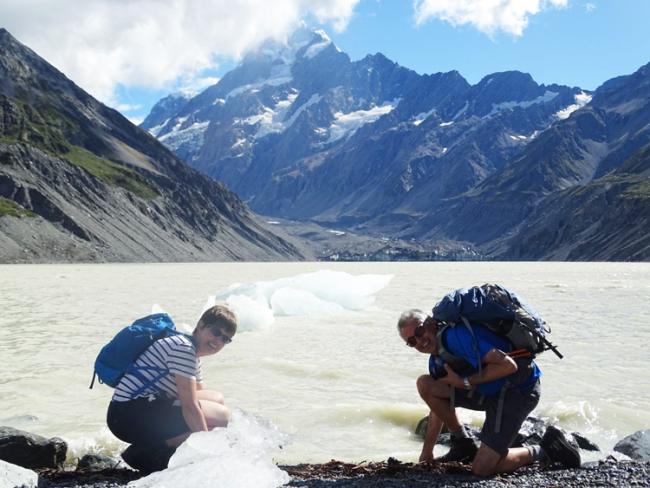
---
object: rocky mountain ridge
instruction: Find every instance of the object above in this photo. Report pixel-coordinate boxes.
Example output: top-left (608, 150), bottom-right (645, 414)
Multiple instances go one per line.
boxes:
top-left (145, 27), bottom-right (649, 260)
top-left (0, 28), bottom-right (307, 263)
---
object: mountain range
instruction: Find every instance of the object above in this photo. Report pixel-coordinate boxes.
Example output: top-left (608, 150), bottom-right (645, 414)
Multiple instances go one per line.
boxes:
top-left (0, 28), bottom-right (306, 263)
top-left (144, 28), bottom-right (649, 261)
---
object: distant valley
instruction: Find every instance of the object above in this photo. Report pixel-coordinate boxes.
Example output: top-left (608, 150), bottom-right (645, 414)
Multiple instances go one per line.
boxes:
top-left (0, 26), bottom-right (647, 263)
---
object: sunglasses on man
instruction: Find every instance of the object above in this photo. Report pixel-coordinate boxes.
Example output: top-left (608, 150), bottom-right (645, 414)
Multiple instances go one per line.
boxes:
top-left (406, 325), bottom-right (426, 347)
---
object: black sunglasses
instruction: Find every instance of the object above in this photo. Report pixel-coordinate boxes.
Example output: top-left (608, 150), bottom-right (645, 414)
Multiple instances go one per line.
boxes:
top-left (406, 325), bottom-right (426, 347)
top-left (213, 330), bottom-right (233, 345)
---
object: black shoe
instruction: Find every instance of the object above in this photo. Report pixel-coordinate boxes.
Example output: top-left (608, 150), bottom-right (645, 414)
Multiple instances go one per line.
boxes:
top-left (121, 444), bottom-right (176, 473)
top-left (437, 437), bottom-right (478, 463)
top-left (540, 426), bottom-right (581, 469)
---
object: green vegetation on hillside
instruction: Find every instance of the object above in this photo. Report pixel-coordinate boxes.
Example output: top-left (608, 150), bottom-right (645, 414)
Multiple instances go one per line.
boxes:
top-left (622, 179), bottom-right (650, 200)
top-left (0, 197), bottom-right (36, 217)
top-left (63, 145), bottom-right (159, 199)
top-left (1, 96), bottom-right (159, 199)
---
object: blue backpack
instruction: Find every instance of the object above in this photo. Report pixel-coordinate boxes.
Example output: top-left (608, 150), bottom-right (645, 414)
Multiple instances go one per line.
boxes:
top-left (89, 313), bottom-right (181, 389)
top-left (432, 283), bottom-right (562, 359)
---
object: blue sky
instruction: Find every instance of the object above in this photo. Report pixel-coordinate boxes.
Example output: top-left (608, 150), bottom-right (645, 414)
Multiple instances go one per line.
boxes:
top-left (334, 0), bottom-right (649, 89)
top-left (3, 0), bottom-right (649, 124)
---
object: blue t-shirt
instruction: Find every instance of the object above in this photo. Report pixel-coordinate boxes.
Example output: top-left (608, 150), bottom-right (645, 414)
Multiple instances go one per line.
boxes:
top-left (431, 323), bottom-right (541, 396)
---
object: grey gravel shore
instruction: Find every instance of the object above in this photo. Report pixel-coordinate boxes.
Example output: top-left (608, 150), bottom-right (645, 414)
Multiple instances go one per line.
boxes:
top-left (37, 458), bottom-right (650, 488)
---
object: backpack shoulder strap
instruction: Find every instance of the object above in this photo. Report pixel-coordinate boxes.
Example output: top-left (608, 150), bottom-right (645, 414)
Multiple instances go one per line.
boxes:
top-left (436, 324), bottom-right (477, 376)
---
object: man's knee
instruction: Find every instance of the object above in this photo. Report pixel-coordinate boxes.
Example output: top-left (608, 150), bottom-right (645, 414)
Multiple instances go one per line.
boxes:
top-left (471, 444), bottom-right (502, 477)
top-left (416, 374), bottom-right (434, 397)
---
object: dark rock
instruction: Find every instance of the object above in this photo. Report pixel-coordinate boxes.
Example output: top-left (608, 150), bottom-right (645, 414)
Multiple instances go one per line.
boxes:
top-left (571, 432), bottom-right (600, 452)
top-left (512, 416), bottom-right (547, 447)
top-left (414, 416), bottom-right (428, 439)
top-left (76, 454), bottom-right (120, 472)
top-left (614, 429), bottom-right (650, 460)
top-left (0, 426), bottom-right (67, 469)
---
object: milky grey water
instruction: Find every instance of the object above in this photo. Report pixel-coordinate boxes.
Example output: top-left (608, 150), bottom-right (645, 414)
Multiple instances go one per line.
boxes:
top-left (1, 262), bottom-right (648, 463)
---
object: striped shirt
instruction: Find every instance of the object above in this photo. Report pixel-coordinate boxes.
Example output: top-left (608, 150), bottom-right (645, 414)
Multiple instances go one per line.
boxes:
top-left (112, 334), bottom-right (203, 402)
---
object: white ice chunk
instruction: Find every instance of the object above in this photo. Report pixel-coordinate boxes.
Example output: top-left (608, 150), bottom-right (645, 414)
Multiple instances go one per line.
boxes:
top-left (208, 270), bottom-right (392, 331)
top-left (328, 100), bottom-right (400, 143)
top-left (204, 287), bottom-right (275, 332)
top-left (270, 287), bottom-right (344, 316)
top-left (130, 410), bottom-right (290, 488)
top-left (0, 460), bottom-right (38, 488)
top-left (555, 91), bottom-right (593, 120)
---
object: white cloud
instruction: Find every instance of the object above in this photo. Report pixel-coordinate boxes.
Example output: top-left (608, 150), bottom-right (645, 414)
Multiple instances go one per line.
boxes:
top-left (585, 2), bottom-right (596, 13)
top-left (127, 115), bottom-right (145, 125)
top-left (1, 0), bottom-right (360, 106)
top-left (178, 76), bottom-right (221, 96)
top-left (413, 0), bottom-right (568, 37)
top-left (115, 103), bottom-right (142, 112)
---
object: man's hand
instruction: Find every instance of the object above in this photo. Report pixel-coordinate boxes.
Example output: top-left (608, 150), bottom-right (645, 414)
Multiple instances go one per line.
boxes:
top-left (419, 449), bottom-right (435, 463)
top-left (441, 364), bottom-right (465, 389)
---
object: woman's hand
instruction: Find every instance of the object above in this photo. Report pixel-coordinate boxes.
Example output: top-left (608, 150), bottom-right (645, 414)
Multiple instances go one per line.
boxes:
top-left (176, 374), bottom-right (208, 433)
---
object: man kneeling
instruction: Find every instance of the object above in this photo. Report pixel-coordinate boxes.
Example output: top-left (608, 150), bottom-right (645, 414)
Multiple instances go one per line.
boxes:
top-left (397, 309), bottom-right (580, 476)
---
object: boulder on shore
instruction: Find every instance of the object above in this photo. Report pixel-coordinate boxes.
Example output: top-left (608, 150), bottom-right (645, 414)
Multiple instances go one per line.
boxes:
top-left (0, 426), bottom-right (67, 469)
top-left (0, 459), bottom-right (38, 488)
top-left (76, 453), bottom-right (120, 471)
top-left (614, 429), bottom-right (650, 460)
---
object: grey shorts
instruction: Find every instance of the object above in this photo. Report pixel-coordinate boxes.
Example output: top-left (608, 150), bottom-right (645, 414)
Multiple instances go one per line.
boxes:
top-left (453, 380), bottom-right (540, 457)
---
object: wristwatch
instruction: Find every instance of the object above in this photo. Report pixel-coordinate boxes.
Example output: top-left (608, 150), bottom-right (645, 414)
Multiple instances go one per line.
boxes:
top-left (463, 377), bottom-right (472, 390)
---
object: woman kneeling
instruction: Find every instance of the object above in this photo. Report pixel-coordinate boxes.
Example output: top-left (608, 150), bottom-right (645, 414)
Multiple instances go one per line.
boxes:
top-left (106, 305), bottom-right (237, 472)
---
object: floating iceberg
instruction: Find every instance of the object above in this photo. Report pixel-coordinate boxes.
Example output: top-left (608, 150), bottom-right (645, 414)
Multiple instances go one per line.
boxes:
top-left (205, 270), bottom-right (393, 331)
top-left (130, 410), bottom-right (290, 488)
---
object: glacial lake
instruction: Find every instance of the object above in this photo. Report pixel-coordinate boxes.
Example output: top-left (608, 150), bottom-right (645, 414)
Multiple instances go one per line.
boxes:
top-left (1, 261), bottom-right (648, 464)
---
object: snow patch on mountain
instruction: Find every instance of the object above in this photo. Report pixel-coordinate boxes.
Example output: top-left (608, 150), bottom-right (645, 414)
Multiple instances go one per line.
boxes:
top-left (304, 30), bottom-right (334, 59)
top-left (239, 93), bottom-right (324, 139)
top-left (148, 118), bottom-right (170, 137)
top-left (453, 102), bottom-right (468, 120)
top-left (327, 99), bottom-right (400, 143)
top-left (509, 130), bottom-right (540, 142)
top-left (412, 108), bottom-right (436, 126)
top-left (159, 120), bottom-right (210, 151)
top-left (226, 64), bottom-right (293, 100)
top-left (555, 92), bottom-right (593, 120)
top-left (488, 91), bottom-right (559, 116)
top-left (226, 29), bottom-right (336, 101)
